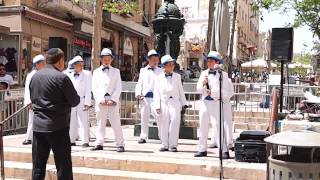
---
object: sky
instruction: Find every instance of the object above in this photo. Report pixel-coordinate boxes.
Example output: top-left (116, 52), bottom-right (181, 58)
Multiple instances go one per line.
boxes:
top-left (259, 10), bottom-right (316, 54)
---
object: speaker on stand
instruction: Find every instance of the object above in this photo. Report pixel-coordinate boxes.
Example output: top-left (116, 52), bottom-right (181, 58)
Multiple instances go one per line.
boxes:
top-left (270, 28), bottom-right (294, 112)
top-left (48, 37), bottom-right (68, 60)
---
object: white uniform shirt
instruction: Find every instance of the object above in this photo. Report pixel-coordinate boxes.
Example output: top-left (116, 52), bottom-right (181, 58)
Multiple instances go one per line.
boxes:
top-left (67, 70), bottom-right (92, 106)
top-left (197, 69), bottom-right (234, 101)
top-left (135, 65), bottom-right (162, 97)
top-left (92, 65), bottom-right (122, 106)
top-left (24, 70), bottom-right (37, 105)
top-left (154, 72), bottom-right (187, 110)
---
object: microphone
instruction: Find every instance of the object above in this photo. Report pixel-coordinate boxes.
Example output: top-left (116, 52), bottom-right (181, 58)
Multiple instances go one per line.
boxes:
top-left (214, 64), bottom-right (223, 74)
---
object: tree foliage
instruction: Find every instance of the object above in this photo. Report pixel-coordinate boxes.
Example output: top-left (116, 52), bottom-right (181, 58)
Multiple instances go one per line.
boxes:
top-left (255, 0), bottom-right (320, 39)
top-left (293, 53), bottom-right (312, 64)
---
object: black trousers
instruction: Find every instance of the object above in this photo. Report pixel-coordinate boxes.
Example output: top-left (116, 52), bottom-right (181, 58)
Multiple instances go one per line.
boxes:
top-left (32, 128), bottom-right (73, 180)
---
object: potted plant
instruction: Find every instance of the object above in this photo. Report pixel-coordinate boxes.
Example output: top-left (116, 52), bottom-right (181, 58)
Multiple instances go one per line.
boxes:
top-left (103, 0), bottom-right (139, 18)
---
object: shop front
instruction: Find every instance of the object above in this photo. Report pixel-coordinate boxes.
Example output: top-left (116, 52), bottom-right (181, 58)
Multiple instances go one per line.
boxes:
top-left (73, 20), bottom-right (114, 70)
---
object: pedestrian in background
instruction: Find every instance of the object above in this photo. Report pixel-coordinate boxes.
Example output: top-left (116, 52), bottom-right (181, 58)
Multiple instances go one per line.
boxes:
top-left (22, 54), bottom-right (46, 145)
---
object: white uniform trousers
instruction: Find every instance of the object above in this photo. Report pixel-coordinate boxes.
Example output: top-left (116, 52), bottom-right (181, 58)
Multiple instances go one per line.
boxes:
top-left (160, 99), bottom-right (181, 149)
top-left (198, 100), bottom-right (231, 153)
top-left (95, 104), bottom-right (125, 147)
top-left (209, 102), bottom-right (233, 147)
top-left (25, 109), bottom-right (34, 141)
top-left (69, 99), bottom-right (90, 144)
top-left (140, 97), bottom-right (161, 140)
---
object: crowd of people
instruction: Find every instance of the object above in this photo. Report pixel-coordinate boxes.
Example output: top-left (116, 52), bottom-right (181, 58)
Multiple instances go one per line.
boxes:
top-left (23, 48), bottom-right (234, 180)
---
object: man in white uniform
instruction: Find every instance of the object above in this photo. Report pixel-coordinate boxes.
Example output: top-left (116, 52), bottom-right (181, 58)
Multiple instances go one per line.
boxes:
top-left (67, 56), bottom-right (92, 148)
top-left (135, 49), bottom-right (162, 143)
top-left (194, 51), bottom-right (234, 158)
top-left (91, 48), bottom-right (125, 152)
top-left (154, 55), bottom-right (187, 152)
top-left (22, 54), bottom-right (46, 145)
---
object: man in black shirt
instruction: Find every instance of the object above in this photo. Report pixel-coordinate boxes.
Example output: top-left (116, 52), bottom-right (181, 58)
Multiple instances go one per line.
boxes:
top-left (29, 48), bottom-right (80, 180)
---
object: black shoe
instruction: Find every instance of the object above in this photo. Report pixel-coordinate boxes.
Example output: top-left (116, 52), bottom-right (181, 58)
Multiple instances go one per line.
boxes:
top-left (138, 139), bottom-right (146, 144)
top-left (222, 152), bottom-right (230, 159)
top-left (117, 146), bottom-right (125, 152)
top-left (194, 151), bottom-right (207, 157)
top-left (159, 147), bottom-right (169, 152)
top-left (91, 145), bottom-right (103, 151)
top-left (208, 144), bottom-right (218, 148)
top-left (229, 147), bottom-right (235, 151)
top-left (170, 147), bottom-right (178, 152)
top-left (22, 140), bottom-right (32, 145)
top-left (71, 143), bottom-right (76, 146)
top-left (82, 143), bottom-right (89, 148)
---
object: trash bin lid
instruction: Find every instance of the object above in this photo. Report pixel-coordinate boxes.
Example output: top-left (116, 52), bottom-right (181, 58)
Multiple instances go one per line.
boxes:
top-left (264, 130), bottom-right (320, 148)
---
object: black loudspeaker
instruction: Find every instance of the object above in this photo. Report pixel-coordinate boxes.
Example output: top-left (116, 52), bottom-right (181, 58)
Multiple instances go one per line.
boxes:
top-left (271, 28), bottom-right (293, 62)
top-left (49, 37), bottom-right (68, 59)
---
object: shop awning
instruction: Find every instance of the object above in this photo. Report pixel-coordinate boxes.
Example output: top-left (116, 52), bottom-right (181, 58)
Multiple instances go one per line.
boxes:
top-left (103, 13), bottom-right (151, 38)
top-left (0, 25), bottom-right (10, 34)
top-left (23, 8), bottom-right (73, 31)
top-left (0, 6), bottom-right (22, 33)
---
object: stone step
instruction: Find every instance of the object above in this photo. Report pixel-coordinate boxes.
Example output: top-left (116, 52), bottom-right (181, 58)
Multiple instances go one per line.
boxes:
top-left (233, 117), bottom-right (270, 123)
top-left (4, 161), bottom-right (222, 180)
top-left (234, 122), bottom-right (269, 131)
top-left (3, 147), bottom-right (266, 180)
top-left (233, 111), bottom-right (270, 118)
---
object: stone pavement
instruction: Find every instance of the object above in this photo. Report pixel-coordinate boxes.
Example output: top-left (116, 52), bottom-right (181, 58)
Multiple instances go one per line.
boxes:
top-left (3, 125), bottom-right (267, 180)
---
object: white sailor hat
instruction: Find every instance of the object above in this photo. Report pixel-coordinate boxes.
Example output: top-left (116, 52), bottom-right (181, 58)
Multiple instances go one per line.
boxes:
top-left (32, 54), bottom-right (45, 64)
top-left (69, 56), bottom-right (84, 65)
top-left (206, 51), bottom-right (223, 64)
top-left (161, 55), bottom-right (175, 66)
top-left (100, 48), bottom-right (114, 58)
top-left (147, 49), bottom-right (159, 58)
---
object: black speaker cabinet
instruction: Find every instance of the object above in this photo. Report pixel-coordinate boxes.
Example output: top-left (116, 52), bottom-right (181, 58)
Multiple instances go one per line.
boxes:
top-left (49, 37), bottom-right (68, 59)
top-left (271, 28), bottom-right (293, 62)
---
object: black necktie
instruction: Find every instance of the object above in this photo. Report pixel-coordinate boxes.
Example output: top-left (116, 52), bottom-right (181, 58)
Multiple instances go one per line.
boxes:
top-left (74, 73), bottom-right (80, 78)
top-left (148, 67), bottom-right (154, 71)
top-left (165, 73), bottom-right (173, 77)
top-left (102, 66), bottom-right (110, 71)
top-left (209, 70), bottom-right (216, 75)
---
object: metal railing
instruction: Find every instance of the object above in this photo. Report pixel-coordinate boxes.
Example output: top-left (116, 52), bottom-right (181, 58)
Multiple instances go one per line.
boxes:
top-left (0, 105), bottom-right (30, 180)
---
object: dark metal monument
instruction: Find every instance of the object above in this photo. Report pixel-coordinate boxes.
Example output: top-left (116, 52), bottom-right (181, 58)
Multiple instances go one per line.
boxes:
top-left (151, 0), bottom-right (185, 59)
top-left (134, 0), bottom-right (197, 140)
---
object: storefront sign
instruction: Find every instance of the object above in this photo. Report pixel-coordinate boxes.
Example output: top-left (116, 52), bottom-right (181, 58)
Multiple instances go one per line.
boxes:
top-left (123, 37), bottom-right (133, 56)
top-left (31, 37), bottom-right (41, 52)
top-left (73, 38), bottom-right (92, 49)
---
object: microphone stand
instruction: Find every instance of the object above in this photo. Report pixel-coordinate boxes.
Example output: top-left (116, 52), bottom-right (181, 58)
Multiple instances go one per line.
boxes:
top-left (218, 69), bottom-right (224, 180)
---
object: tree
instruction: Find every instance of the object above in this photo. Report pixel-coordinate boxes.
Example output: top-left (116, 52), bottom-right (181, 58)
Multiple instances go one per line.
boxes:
top-left (206, 0), bottom-right (215, 53)
top-left (255, 0), bottom-right (320, 39)
top-left (293, 53), bottom-right (312, 64)
top-left (92, 0), bottom-right (103, 70)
